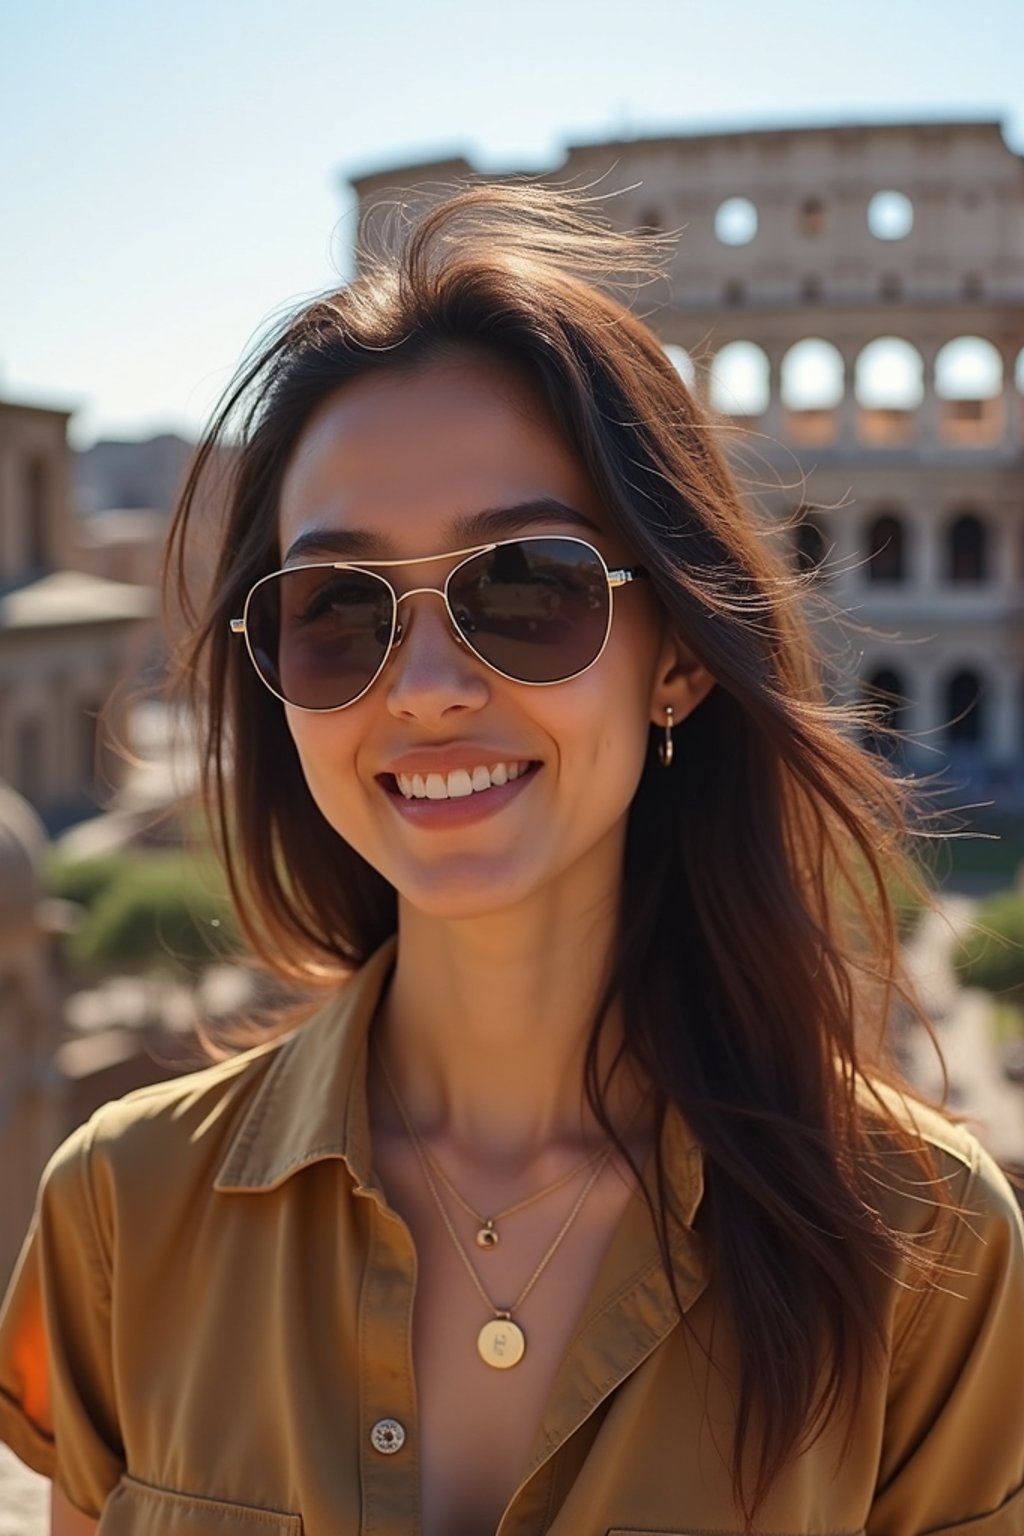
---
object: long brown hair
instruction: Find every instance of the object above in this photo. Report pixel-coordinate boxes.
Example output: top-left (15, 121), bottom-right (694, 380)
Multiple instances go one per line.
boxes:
top-left (165, 182), bottom-right (953, 1517)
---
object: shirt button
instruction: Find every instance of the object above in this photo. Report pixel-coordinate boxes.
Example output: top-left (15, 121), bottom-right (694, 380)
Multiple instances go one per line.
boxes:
top-left (370, 1418), bottom-right (406, 1455)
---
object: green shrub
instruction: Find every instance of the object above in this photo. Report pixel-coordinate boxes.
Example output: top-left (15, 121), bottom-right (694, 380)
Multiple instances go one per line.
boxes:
top-left (59, 852), bottom-right (240, 976)
top-left (44, 851), bottom-right (138, 911)
top-left (952, 891), bottom-right (1024, 1000)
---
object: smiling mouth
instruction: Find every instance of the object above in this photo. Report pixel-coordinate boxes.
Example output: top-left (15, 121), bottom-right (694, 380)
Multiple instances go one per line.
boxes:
top-left (383, 761), bottom-right (539, 801)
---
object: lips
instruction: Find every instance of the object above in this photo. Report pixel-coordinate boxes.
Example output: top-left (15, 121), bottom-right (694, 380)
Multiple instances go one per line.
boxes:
top-left (377, 758), bottom-right (541, 825)
top-left (393, 761), bottom-right (532, 800)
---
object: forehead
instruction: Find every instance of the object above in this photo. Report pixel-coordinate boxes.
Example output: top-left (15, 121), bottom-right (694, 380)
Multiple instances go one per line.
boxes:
top-left (277, 350), bottom-right (610, 558)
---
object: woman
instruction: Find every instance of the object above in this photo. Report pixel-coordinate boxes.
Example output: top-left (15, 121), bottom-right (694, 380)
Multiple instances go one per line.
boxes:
top-left (2, 184), bottom-right (1022, 1536)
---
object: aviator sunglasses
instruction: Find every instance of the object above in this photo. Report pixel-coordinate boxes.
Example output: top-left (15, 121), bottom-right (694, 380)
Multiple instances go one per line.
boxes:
top-left (230, 535), bottom-right (647, 712)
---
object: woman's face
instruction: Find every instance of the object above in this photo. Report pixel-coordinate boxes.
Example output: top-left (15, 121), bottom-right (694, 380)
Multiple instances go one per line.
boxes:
top-left (276, 348), bottom-right (713, 921)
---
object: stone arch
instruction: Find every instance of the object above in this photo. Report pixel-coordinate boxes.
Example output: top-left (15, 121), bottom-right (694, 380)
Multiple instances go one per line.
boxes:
top-left (714, 196), bottom-right (758, 246)
top-left (792, 507), bottom-right (830, 578)
top-left (943, 667), bottom-right (985, 746)
top-left (945, 511), bottom-right (989, 583)
top-left (709, 340), bottom-right (770, 418)
top-left (780, 339), bottom-right (844, 444)
top-left (867, 190), bottom-right (914, 241)
top-left (865, 511), bottom-right (908, 584)
top-left (799, 196), bottom-right (825, 237)
top-left (935, 336), bottom-right (1004, 445)
top-left (663, 344), bottom-right (696, 391)
top-left (854, 338), bottom-right (924, 445)
top-left (860, 664), bottom-right (910, 754)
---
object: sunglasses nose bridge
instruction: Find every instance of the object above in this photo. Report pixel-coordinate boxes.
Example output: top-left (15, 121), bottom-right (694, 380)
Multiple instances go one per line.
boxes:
top-left (391, 582), bottom-right (466, 651)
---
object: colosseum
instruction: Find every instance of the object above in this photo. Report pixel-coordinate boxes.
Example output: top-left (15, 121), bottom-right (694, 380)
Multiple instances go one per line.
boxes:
top-left (350, 119), bottom-right (1024, 811)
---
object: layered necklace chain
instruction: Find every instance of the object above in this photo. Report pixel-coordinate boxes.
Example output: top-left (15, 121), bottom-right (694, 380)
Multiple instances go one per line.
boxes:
top-left (377, 1047), bottom-right (612, 1370)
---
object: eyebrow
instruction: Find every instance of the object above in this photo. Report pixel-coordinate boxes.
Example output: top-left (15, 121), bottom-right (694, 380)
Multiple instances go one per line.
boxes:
top-left (281, 498), bottom-right (603, 563)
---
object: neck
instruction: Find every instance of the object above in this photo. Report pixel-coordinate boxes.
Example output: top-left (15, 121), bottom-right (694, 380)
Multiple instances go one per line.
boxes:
top-left (372, 856), bottom-right (650, 1167)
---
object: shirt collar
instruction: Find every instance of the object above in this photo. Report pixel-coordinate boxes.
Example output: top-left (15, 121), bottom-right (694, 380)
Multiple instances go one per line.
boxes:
top-left (214, 933), bottom-right (705, 1229)
top-left (214, 936), bottom-right (398, 1193)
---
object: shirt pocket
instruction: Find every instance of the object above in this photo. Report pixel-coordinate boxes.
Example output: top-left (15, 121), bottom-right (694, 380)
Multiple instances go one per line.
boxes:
top-left (97, 1474), bottom-right (303, 1534)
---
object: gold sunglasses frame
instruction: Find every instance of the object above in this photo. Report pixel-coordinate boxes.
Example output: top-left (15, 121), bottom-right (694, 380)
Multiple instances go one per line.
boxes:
top-left (229, 534), bottom-right (646, 713)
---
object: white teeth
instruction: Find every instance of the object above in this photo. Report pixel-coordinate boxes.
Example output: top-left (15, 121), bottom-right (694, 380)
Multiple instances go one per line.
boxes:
top-left (394, 762), bottom-right (531, 801)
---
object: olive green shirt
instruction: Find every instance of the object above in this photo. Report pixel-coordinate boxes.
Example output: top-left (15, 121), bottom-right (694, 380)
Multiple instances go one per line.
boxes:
top-left (1, 938), bottom-right (1023, 1534)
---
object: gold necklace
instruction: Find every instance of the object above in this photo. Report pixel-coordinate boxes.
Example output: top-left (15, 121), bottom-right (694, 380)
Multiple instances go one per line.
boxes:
top-left (376, 1048), bottom-right (612, 1370)
top-left (379, 1051), bottom-right (604, 1250)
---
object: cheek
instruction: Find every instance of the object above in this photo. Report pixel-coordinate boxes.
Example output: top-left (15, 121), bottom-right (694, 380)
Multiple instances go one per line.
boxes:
top-left (284, 710), bottom-right (362, 823)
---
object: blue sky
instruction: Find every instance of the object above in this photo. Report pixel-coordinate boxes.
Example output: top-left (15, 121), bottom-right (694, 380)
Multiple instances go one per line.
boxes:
top-left (2, 0), bottom-right (1022, 446)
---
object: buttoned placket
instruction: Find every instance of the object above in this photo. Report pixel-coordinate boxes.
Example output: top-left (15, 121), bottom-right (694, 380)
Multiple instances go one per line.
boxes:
top-left (355, 1179), bottom-right (422, 1536)
top-left (212, 943), bottom-right (712, 1536)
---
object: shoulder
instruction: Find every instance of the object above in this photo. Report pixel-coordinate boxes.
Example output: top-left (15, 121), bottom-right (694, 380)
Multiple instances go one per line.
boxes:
top-left (855, 1081), bottom-right (1024, 1345)
top-left (857, 1077), bottom-right (1021, 1235)
top-left (40, 1032), bottom-right (293, 1239)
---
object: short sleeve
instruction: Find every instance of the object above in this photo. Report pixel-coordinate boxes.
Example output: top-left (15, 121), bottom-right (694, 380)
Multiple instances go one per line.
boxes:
top-left (0, 1117), bottom-right (124, 1518)
top-left (869, 1137), bottom-right (1024, 1535)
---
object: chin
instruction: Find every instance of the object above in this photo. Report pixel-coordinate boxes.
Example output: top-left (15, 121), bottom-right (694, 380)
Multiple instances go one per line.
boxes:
top-left (391, 857), bottom-right (542, 923)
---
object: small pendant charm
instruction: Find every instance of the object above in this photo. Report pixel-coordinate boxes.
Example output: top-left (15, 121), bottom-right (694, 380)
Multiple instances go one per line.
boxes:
top-left (476, 1220), bottom-right (499, 1249)
top-left (477, 1315), bottom-right (526, 1369)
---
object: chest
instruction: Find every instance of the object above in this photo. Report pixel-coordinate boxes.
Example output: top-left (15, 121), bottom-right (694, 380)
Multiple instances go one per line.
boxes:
top-left (373, 1141), bottom-right (639, 1536)
top-left (108, 1157), bottom-right (884, 1536)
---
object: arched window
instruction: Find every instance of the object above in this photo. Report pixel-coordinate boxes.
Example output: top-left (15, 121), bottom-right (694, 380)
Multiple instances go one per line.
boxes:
top-left (946, 513), bottom-right (988, 582)
top-left (944, 669), bottom-right (984, 745)
top-left (800, 197), bottom-right (825, 237)
top-left (714, 197), bottom-right (758, 246)
top-left (854, 338), bottom-right (924, 445)
top-left (865, 513), bottom-right (906, 583)
top-left (781, 339), bottom-right (844, 410)
top-left (663, 344), bottom-right (696, 391)
top-left (861, 666), bottom-right (908, 754)
top-left (867, 190), bottom-right (914, 241)
top-left (709, 341), bottom-right (770, 418)
top-left (781, 339), bottom-right (844, 444)
top-left (935, 336), bottom-right (1004, 445)
top-left (793, 510), bottom-right (829, 576)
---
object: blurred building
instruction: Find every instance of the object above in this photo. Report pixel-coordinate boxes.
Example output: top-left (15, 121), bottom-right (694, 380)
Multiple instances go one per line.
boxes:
top-left (0, 400), bottom-right (156, 830)
top-left (351, 118), bottom-right (1024, 805)
top-left (74, 431), bottom-right (194, 516)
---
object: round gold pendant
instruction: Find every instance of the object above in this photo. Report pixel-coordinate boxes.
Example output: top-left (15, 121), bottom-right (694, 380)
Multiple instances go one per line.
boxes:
top-left (476, 1222), bottom-right (499, 1249)
top-left (477, 1316), bottom-right (526, 1369)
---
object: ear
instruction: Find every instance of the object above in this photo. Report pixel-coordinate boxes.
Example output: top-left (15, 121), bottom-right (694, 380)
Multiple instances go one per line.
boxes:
top-left (649, 626), bottom-right (716, 727)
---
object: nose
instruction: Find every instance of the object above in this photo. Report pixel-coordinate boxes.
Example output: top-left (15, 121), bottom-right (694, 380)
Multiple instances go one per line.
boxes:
top-left (383, 588), bottom-right (490, 723)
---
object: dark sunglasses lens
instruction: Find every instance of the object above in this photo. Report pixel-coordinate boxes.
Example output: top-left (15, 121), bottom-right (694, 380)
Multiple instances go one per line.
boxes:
top-left (448, 538), bottom-right (610, 684)
top-left (246, 567), bottom-right (393, 709)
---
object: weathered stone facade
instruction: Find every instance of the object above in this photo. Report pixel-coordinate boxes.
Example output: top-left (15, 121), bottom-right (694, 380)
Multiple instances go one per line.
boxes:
top-left (350, 120), bottom-right (1024, 803)
top-left (0, 401), bottom-right (156, 831)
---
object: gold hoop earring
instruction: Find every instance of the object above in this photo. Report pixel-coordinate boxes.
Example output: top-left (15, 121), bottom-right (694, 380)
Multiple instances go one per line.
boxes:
top-left (658, 706), bottom-right (675, 768)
